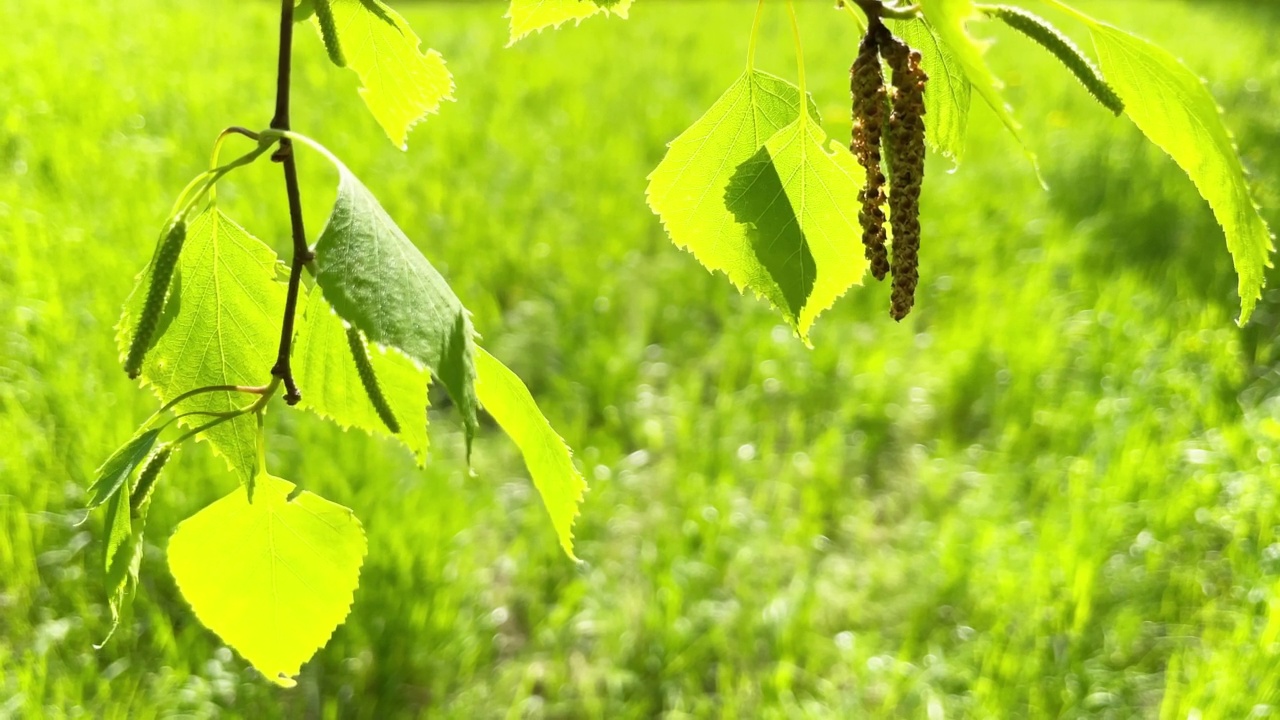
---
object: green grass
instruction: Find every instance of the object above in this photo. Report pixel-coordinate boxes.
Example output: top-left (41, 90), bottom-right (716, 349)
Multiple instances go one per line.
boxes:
top-left (3, 0), bottom-right (1280, 716)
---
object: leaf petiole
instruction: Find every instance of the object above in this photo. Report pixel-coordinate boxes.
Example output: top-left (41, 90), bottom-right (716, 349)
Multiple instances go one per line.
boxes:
top-left (142, 384), bottom-right (271, 430)
top-left (785, 0), bottom-right (806, 115)
top-left (208, 127), bottom-right (265, 204)
top-left (169, 378), bottom-right (281, 447)
top-left (839, 0), bottom-right (869, 33)
top-left (747, 0), bottom-right (764, 71)
top-left (168, 138), bottom-right (280, 223)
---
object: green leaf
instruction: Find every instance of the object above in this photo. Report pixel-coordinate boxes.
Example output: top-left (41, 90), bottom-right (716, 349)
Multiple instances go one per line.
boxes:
top-left (476, 348), bottom-right (585, 560)
top-left (310, 151), bottom-right (479, 453)
top-left (99, 475), bottom-right (150, 646)
top-left (167, 474), bottom-right (367, 687)
top-left (118, 208), bottom-right (286, 486)
top-left (506, 0), bottom-right (633, 45)
top-left (645, 69), bottom-right (821, 329)
top-left (918, 0), bottom-right (1039, 176)
top-left (733, 115), bottom-right (868, 339)
top-left (86, 427), bottom-right (161, 509)
top-left (295, 286), bottom-right (431, 464)
top-left (723, 146), bottom-right (817, 320)
top-left (1077, 17), bottom-right (1274, 324)
top-left (890, 17), bottom-right (972, 163)
top-left (313, 0), bottom-right (454, 149)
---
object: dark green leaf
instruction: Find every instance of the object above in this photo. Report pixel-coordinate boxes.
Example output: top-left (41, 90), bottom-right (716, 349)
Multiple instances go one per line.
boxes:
top-left (724, 145), bottom-right (817, 320)
top-left (312, 158), bottom-right (478, 452)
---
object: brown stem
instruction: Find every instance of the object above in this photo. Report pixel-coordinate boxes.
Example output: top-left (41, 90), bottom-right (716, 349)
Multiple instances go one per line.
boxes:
top-left (268, 0), bottom-right (312, 406)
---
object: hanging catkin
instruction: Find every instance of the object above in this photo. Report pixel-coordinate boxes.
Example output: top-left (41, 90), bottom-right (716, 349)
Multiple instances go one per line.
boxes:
top-left (130, 445), bottom-right (173, 517)
top-left (124, 219), bottom-right (186, 378)
top-left (882, 34), bottom-right (927, 321)
top-left (347, 327), bottom-right (401, 435)
top-left (850, 25), bottom-right (891, 281)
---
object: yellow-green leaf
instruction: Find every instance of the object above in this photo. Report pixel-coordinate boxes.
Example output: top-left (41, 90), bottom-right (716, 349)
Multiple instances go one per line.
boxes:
top-left (646, 69), bottom-right (820, 327)
top-left (295, 286), bottom-right (431, 464)
top-left (890, 17), bottom-right (972, 163)
top-left (918, 0), bottom-right (1038, 175)
top-left (506, 0), bottom-right (633, 46)
top-left (167, 474), bottom-right (367, 687)
top-left (117, 209), bottom-right (286, 486)
top-left (314, 0), bottom-right (454, 149)
top-left (476, 348), bottom-right (585, 560)
top-left (1080, 17), bottom-right (1273, 324)
top-left (752, 116), bottom-right (867, 339)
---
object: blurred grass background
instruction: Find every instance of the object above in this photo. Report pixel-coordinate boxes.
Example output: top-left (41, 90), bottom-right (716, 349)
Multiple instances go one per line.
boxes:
top-left (2, 0), bottom-right (1280, 716)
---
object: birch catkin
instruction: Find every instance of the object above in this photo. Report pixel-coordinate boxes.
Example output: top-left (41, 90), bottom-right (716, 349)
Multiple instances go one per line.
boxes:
top-left (347, 327), bottom-right (401, 434)
top-left (313, 0), bottom-right (347, 68)
top-left (130, 445), bottom-right (172, 517)
top-left (985, 5), bottom-right (1123, 116)
top-left (124, 219), bottom-right (186, 379)
top-left (850, 29), bottom-right (891, 281)
top-left (882, 36), bottom-right (928, 321)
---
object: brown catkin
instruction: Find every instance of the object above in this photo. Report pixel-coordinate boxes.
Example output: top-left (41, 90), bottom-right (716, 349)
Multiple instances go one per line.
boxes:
top-left (882, 34), bottom-right (927, 321)
top-left (850, 26), bottom-right (890, 281)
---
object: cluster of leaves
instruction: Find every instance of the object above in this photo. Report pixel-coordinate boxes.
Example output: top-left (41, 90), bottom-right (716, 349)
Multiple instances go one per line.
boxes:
top-left (89, 0), bottom-right (1272, 686)
top-left (92, 0), bottom-right (590, 686)
top-left (645, 0), bottom-right (1272, 332)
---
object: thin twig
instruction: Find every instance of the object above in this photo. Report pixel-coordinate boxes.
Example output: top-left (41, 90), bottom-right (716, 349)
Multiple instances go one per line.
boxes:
top-left (268, 0), bottom-right (312, 406)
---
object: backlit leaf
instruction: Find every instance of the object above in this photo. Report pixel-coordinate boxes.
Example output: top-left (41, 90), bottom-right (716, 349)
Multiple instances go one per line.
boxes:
top-left (311, 154), bottom-right (479, 453)
top-left (646, 69), bottom-right (820, 327)
top-left (313, 0), bottom-right (454, 149)
top-left (476, 348), bottom-right (585, 560)
top-left (99, 479), bottom-right (138, 644)
top-left (86, 427), bottom-right (161, 509)
top-left (918, 0), bottom-right (1038, 175)
top-left (890, 17), bottom-right (972, 163)
top-left (295, 287), bottom-right (431, 464)
top-left (723, 146), bottom-right (816, 321)
top-left (167, 474), bottom-right (367, 687)
top-left (728, 114), bottom-right (867, 339)
top-left (117, 209), bottom-right (286, 486)
top-left (506, 0), bottom-right (633, 45)
top-left (1083, 19), bottom-right (1274, 324)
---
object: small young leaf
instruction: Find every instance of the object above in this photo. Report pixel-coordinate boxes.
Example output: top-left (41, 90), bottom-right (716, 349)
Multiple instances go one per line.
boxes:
top-left (890, 17), bottom-right (973, 162)
top-left (646, 70), bottom-right (820, 327)
top-left (476, 348), bottom-right (585, 560)
top-left (918, 0), bottom-right (1040, 177)
top-left (167, 474), bottom-right (367, 687)
top-left (118, 209), bottom-right (286, 485)
top-left (295, 287), bottom-right (431, 464)
top-left (506, 0), bottom-right (634, 45)
top-left (99, 475), bottom-right (148, 646)
top-left (310, 154), bottom-right (479, 454)
top-left (982, 5), bottom-right (1123, 115)
top-left (1073, 14), bottom-right (1274, 324)
top-left (86, 427), bottom-right (162, 509)
top-left (312, 0), bottom-right (454, 149)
